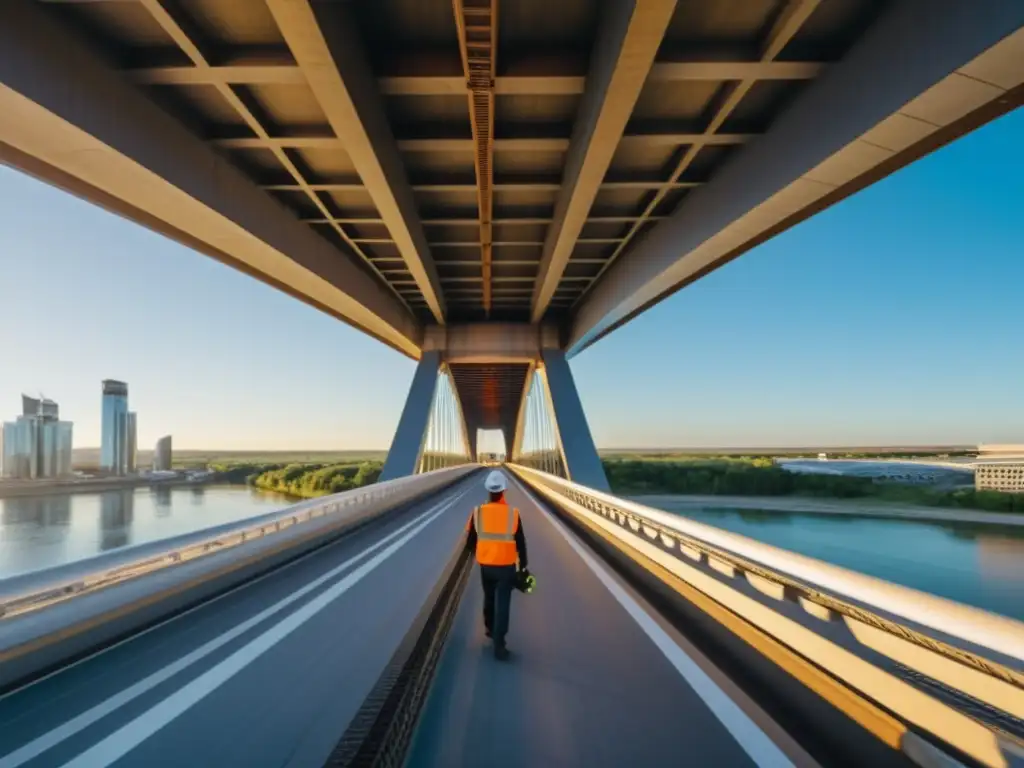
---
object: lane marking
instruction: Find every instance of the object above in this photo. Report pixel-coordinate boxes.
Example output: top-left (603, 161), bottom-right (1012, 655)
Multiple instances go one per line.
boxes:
top-left (520, 479), bottom-right (795, 768)
top-left (0, 487), bottom-right (470, 768)
top-left (0, 479), bottom-right (470, 702)
top-left (57, 488), bottom-right (470, 768)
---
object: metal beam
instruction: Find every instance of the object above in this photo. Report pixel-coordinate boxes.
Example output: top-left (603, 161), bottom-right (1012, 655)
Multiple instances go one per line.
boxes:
top-left (573, 0), bottom-right (820, 307)
top-left (531, 0), bottom-right (676, 322)
top-left (0, 0), bottom-right (421, 358)
top-left (264, 180), bottom-right (699, 193)
top-left (510, 361), bottom-right (537, 461)
top-left (130, 59), bottom-right (822, 93)
top-left (131, 1), bottom-right (404, 311)
top-left (568, 0), bottom-right (1024, 355)
top-left (451, 0), bottom-right (498, 315)
top-left (214, 132), bottom-right (749, 151)
top-left (541, 350), bottom-right (609, 491)
top-left (380, 352), bottom-right (442, 481)
top-left (446, 364), bottom-right (475, 460)
top-left (131, 65), bottom-right (306, 86)
top-left (265, 0), bottom-right (446, 324)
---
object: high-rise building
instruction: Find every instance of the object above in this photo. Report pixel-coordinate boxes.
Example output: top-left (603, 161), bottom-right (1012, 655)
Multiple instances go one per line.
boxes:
top-left (153, 435), bottom-right (173, 471)
top-left (101, 380), bottom-right (130, 475)
top-left (1, 396), bottom-right (73, 479)
top-left (127, 412), bottom-right (137, 473)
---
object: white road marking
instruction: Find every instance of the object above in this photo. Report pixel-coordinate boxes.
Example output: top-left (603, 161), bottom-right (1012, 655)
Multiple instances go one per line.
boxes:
top-left (0, 487), bottom-right (469, 768)
top-left (58, 490), bottom-right (467, 768)
top-left (1, 486), bottom-right (470, 702)
top-left (524, 480), bottom-right (796, 768)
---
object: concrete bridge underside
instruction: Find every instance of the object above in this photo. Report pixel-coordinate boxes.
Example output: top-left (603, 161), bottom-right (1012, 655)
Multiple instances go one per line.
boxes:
top-left (379, 323), bottom-right (608, 490)
top-left (1, 0), bottom-right (1022, 487)
top-left (1, 0), bottom-right (1021, 362)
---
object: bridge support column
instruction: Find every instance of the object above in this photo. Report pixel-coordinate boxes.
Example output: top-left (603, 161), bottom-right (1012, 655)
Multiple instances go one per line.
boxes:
top-left (380, 351), bottom-right (441, 481)
top-left (541, 350), bottom-right (609, 491)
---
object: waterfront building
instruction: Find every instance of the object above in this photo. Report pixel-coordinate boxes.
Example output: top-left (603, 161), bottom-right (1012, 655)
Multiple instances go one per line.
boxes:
top-left (978, 444), bottom-right (1024, 459)
top-left (975, 463), bottom-right (1024, 493)
top-left (1, 396), bottom-right (73, 479)
top-left (127, 412), bottom-right (137, 473)
top-left (100, 380), bottom-right (132, 475)
top-left (153, 435), bottom-right (172, 472)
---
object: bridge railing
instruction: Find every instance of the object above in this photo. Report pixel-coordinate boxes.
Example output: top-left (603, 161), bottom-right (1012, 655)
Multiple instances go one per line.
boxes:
top-left (510, 464), bottom-right (1024, 768)
top-left (0, 464), bottom-right (478, 690)
top-left (0, 465), bottom-right (477, 621)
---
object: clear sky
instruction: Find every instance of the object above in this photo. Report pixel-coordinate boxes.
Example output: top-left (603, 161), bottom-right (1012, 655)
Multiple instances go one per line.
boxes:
top-left (1, 108), bottom-right (1022, 451)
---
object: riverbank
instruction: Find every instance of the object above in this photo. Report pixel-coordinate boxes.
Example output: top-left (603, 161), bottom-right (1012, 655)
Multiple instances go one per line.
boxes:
top-left (631, 494), bottom-right (1024, 527)
top-left (603, 458), bottom-right (1024, 513)
top-left (0, 476), bottom-right (210, 500)
top-left (245, 460), bottom-right (383, 498)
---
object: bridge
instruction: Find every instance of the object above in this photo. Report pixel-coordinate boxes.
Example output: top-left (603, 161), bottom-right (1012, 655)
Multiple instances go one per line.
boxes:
top-left (1, 1), bottom-right (1023, 766)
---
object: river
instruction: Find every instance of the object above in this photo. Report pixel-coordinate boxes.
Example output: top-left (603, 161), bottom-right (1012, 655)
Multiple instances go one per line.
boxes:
top-left (644, 499), bottom-right (1024, 621)
top-left (2, 487), bottom-right (1022, 622)
top-left (0, 485), bottom-right (296, 578)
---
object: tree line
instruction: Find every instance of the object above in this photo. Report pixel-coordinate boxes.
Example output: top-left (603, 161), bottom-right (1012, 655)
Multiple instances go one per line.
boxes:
top-left (210, 461), bottom-right (383, 499)
top-left (602, 459), bottom-right (1024, 513)
top-left (209, 456), bottom-right (1023, 513)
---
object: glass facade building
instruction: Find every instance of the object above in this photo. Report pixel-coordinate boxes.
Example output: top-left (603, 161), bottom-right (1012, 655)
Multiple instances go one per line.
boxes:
top-left (1, 397), bottom-right (73, 480)
top-left (127, 412), bottom-right (137, 474)
top-left (101, 380), bottom-right (130, 475)
top-left (153, 435), bottom-right (173, 471)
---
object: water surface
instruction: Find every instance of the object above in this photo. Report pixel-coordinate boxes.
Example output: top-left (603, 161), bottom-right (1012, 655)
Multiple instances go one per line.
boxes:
top-left (647, 500), bottom-right (1024, 621)
top-left (0, 485), bottom-right (294, 578)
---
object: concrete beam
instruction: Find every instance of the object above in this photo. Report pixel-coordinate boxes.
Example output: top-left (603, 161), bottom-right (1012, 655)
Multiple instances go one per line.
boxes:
top-left (380, 351), bottom-right (441, 481)
top-left (510, 361), bottom-right (537, 461)
top-left (131, 59), bottom-right (822, 94)
top-left (265, 0), bottom-right (446, 324)
top-left (214, 132), bottom-right (750, 152)
top-left (541, 350), bottom-right (609, 491)
top-left (531, 0), bottom-right (677, 322)
top-left (447, 366), bottom-right (474, 461)
top-left (568, 1), bottom-right (1024, 355)
top-left (422, 323), bottom-right (560, 364)
top-left (0, 1), bottom-right (422, 359)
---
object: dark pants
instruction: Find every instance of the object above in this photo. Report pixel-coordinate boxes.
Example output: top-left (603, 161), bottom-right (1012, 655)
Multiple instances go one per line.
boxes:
top-left (480, 564), bottom-right (516, 647)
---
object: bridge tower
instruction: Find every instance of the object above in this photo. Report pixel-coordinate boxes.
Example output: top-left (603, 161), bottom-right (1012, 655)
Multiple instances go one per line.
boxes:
top-left (380, 324), bottom-right (608, 490)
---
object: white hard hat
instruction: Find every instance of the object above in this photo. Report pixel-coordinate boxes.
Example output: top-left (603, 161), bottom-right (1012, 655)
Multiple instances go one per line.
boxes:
top-left (484, 470), bottom-right (507, 493)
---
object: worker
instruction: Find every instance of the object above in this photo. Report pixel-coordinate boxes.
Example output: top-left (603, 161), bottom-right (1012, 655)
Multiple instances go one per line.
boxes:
top-left (465, 470), bottom-right (529, 660)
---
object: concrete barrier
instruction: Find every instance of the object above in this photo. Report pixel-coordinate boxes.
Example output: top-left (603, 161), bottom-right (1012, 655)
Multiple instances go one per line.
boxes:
top-left (0, 466), bottom-right (479, 692)
top-left (511, 465), bottom-right (1024, 768)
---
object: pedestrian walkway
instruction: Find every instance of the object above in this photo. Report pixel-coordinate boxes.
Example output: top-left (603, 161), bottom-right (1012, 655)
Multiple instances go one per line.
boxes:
top-left (406, 479), bottom-right (806, 767)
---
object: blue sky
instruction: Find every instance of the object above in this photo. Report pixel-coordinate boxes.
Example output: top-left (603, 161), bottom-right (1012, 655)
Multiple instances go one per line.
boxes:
top-left (1, 108), bottom-right (1022, 451)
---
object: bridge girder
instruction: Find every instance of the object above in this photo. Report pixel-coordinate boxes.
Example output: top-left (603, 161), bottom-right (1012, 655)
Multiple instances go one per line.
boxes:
top-left (0, 0), bottom-right (424, 358)
top-left (1, 0), bottom-right (1020, 360)
top-left (567, 0), bottom-right (1024, 355)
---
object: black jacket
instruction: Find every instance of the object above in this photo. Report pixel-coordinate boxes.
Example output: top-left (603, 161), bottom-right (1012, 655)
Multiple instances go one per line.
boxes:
top-left (465, 506), bottom-right (528, 569)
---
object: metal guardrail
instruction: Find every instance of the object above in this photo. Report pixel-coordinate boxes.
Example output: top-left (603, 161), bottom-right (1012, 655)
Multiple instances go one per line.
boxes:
top-left (0, 465), bottom-right (477, 622)
top-left (511, 465), bottom-right (1024, 768)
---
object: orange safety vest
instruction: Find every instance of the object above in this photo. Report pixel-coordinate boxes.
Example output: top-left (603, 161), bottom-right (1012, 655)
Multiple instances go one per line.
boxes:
top-left (466, 501), bottom-right (520, 566)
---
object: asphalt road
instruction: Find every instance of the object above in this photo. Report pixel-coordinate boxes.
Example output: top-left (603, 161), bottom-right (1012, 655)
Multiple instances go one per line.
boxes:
top-left (0, 475), bottom-right (480, 768)
top-left (0, 469), bottom-right (814, 768)
top-left (406, 476), bottom-right (813, 768)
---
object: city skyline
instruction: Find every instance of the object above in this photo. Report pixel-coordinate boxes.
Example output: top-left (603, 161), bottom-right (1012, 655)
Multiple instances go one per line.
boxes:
top-left (0, 109), bottom-right (1022, 450)
top-left (100, 379), bottom-right (136, 475)
top-left (1, 394), bottom-right (73, 479)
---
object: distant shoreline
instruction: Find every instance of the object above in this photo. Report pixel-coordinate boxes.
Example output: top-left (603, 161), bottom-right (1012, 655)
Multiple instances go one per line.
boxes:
top-left (631, 494), bottom-right (1024, 528)
top-left (0, 476), bottom-right (211, 500)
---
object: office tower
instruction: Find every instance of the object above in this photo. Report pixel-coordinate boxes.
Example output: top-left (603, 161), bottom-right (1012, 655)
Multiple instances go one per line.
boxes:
top-left (101, 380), bottom-right (130, 475)
top-left (127, 412), bottom-right (137, 473)
top-left (1, 395), bottom-right (73, 479)
top-left (153, 435), bottom-right (173, 471)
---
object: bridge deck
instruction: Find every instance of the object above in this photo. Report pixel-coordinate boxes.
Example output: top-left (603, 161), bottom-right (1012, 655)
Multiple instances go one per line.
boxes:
top-left (0, 480), bottom-right (477, 768)
top-left (408, 479), bottom-right (808, 768)
top-left (0, 473), bottom-right (810, 767)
